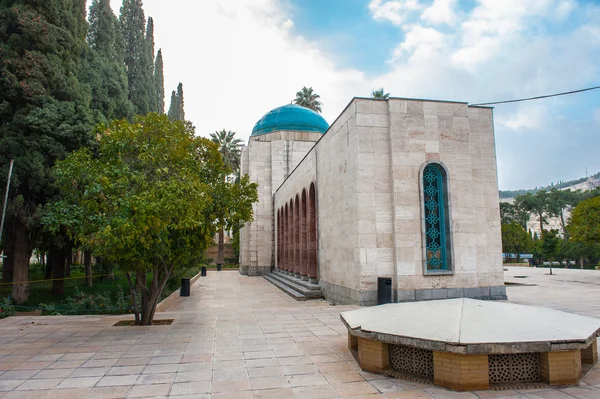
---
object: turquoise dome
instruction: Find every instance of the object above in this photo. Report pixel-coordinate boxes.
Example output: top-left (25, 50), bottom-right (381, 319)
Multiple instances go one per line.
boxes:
top-left (251, 104), bottom-right (329, 136)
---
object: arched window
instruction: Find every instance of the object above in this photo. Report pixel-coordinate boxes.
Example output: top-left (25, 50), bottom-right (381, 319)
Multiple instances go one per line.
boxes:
top-left (422, 163), bottom-right (452, 273)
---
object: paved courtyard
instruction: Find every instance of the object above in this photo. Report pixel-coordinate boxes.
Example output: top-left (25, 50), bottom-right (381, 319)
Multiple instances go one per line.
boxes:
top-left (1, 268), bottom-right (600, 398)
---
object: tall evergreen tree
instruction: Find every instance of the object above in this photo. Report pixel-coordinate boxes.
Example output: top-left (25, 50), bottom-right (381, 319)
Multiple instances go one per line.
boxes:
top-left (168, 90), bottom-right (178, 121)
top-left (167, 83), bottom-right (185, 121)
top-left (176, 82), bottom-right (185, 121)
top-left (84, 0), bottom-right (133, 121)
top-left (145, 17), bottom-right (157, 113)
top-left (120, 0), bottom-right (153, 115)
top-left (154, 49), bottom-right (165, 114)
top-left (0, 0), bottom-right (94, 303)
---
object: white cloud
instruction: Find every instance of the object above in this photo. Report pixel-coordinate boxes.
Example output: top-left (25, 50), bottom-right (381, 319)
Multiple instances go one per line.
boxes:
top-left (91, 0), bottom-right (600, 189)
top-left (102, 0), bottom-right (368, 145)
top-left (368, 0), bottom-right (423, 25)
top-left (391, 25), bottom-right (446, 62)
top-left (501, 104), bottom-right (548, 130)
top-left (421, 0), bottom-right (458, 25)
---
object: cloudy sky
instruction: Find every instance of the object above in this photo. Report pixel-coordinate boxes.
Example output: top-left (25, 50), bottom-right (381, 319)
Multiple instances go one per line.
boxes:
top-left (101, 0), bottom-right (600, 190)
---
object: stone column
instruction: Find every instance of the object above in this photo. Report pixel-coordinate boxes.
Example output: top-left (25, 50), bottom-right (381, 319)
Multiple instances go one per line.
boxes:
top-left (357, 337), bottom-right (389, 373)
top-left (539, 350), bottom-right (582, 385)
top-left (433, 352), bottom-right (489, 391)
top-left (301, 191), bottom-right (308, 280)
top-left (581, 340), bottom-right (598, 365)
top-left (294, 197), bottom-right (300, 277)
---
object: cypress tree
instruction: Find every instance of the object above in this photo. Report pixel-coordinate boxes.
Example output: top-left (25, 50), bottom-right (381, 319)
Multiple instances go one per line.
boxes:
top-left (168, 90), bottom-right (178, 121)
top-left (154, 49), bottom-right (165, 114)
top-left (84, 0), bottom-right (133, 121)
top-left (167, 83), bottom-right (185, 121)
top-left (145, 17), bottom-right (157, 113)
top-left (177, 82), bottom-right (185, 121)
top-left (120, 0), bottom-right (153, 115)
top-left (0, 0), bottom-right (94, 303)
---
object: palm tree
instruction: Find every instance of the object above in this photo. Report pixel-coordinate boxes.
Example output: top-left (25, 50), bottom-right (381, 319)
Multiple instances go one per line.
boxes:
top-left (372, 88), bottom-right (390, 100)
top-left (210, 129), bottom-right (242, 172)
top-left (294, 86), bottom-right (322, 113)
top-left (209, 129), bottom-right (243, 266)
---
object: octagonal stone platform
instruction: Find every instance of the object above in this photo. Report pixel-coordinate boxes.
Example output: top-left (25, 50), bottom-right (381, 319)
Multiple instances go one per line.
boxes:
top-left (341, 298), bottom-right (600, 391)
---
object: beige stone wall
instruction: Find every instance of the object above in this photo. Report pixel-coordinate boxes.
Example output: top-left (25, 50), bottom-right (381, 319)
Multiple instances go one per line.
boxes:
top-left (256, 97), bottom-right (505, 304)
top-left (274, 102), bottom-right (362, 302)
top-left (240, 131), bottom-right (321, 275)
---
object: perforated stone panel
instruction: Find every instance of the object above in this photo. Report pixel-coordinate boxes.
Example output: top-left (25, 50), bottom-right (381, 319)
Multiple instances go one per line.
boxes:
top-left (489, 353), bottom-right (540, 383)
top-left (389, 344), bottom-right (434, 378)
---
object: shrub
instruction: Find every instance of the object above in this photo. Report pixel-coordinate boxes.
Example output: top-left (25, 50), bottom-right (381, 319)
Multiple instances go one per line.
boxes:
top-left (40, 287), bottom-right (131, 316)
top-left (0, 297), bottom-right (15, 319)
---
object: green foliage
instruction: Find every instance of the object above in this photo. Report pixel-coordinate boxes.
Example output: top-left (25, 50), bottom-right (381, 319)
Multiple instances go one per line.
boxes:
top-left (120, 0), bottom-right (154, 115)
top-left (294, 86), bottom-right (322, 113)
top-left (515, 190), bottom-right (549, 231)
top-left (371, 88), bottom-right (390, 99)
top-left (84, 0), bottom-right (134, 122)
top-left (167, 83), bottom-right (185, 121)
top-left (0, 0), bottom-right (95, 303)
top-left (0, 297), bottom-right (15, 319)
top-left (499, 171), bottom-right (600, 198)
top-left (154, 49), bottom-right (165, 114)
top-left (210, 130), bottom-right (242, 172)
top-left (44, 114), bottom-right (223, 324)
top-left (501, 222), bottom-right (532, 261)
top-left (499, 202), bottom-right (529, 228)
top-left (540, 229), bottom-right (560, 262)
top-left (39, 287), bottom-right (130, 316)
top-left (231, 229), bottom-right (240, 258)
top-left (569, 196), bottom-right (600, 246)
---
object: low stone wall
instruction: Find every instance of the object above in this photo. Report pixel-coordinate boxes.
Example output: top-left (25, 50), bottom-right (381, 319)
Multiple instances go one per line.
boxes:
top-left (504, 263), bottom-right (530, 267)
top-left (155, 271), bottom-right (202, 312)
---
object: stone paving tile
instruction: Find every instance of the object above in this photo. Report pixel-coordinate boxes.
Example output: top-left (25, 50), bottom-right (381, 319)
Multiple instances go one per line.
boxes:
top-left (2, 271), bottom-right (600, 398)
top-left (127, 383), bottom-right (170, 398)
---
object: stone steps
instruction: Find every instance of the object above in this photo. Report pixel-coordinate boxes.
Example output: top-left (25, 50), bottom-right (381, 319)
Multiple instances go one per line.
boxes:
top-left (264, 271), bottom-right (322, 301)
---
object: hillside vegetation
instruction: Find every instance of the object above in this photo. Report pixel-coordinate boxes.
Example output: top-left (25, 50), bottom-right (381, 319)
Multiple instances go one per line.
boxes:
top-left (500, 172), bottom-right (600, 199)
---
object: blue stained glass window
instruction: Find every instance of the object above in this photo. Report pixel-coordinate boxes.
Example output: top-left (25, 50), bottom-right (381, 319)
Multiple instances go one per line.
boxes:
top-left (423, 164), bottom-right (450, 272)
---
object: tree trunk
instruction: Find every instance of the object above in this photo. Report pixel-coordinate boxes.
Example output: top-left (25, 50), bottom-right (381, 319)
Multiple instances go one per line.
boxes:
top-left (2, 246), bottom-right (14, 283)
top-left (51, 248), bottom-right (66, 295)
top-left (65, 245), bottom-right (72, 277)
top-left (217, 226), bottom-right (225, 265)
top-left (140, 264), bottom-right (172, 325)
top-left (538, 212), bottom-right (544, 234)
top-left (580, 256), bottom-right (584, 269)
top-left (44, 254), bottom-right (52, 279)
top-left (11, 218), bottom-right (30, 304)
top-left (84, 251), bottom-right (92, 287)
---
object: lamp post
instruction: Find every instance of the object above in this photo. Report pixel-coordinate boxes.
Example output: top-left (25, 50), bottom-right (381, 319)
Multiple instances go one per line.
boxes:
top-left (0, 160), bottom-right (14, 256)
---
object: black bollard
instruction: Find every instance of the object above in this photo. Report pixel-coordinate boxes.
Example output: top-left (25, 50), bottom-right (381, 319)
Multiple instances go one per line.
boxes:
top-left (217, 263), bottom-right (222, 271)
top-left (201, 266), bottom-right (207, 276)
top-left (180, 278), bottom-right (191, 296)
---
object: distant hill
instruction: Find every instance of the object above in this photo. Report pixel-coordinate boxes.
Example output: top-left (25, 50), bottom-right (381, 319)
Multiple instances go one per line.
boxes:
top-left (499, 172), bottom-right (600, 199)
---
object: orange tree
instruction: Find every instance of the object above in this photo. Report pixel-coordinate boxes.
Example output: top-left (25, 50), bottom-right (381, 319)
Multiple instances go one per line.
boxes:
top-left (44, 114), bottom-right (227, 324)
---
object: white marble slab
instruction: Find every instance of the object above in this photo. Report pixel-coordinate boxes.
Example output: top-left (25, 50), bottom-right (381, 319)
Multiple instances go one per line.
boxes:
top-left (340, 298), bottom-right (600, 345)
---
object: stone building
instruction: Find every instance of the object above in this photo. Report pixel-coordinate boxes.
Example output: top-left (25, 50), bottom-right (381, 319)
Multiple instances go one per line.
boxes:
top-left (239, 97), bottom-right (507, 305)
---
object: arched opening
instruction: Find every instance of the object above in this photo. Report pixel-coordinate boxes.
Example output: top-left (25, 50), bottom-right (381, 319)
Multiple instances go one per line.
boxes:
top-left (289, 200), bottom-right (294, 273)
top-left (422, 163), bottom-right (452, 273)
top-left (277, 209), bottom-right (281, 269)
top-left (294, 195), bottom-right (300, 276)
top-left (284, 204), bottom-right (289, 272)
top-left (308, 183), bottom-right (317, 281)
top-left (301, 189), bottom-right (308, 279)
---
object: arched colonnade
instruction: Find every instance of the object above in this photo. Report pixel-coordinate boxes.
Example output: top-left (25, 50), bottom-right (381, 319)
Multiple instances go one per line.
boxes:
top-left (276, 182), bottom-right (318, 281)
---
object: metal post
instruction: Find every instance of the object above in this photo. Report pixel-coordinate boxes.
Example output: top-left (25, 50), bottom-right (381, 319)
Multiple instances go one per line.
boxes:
top-left (0, 159), bottom-right (14, 246)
